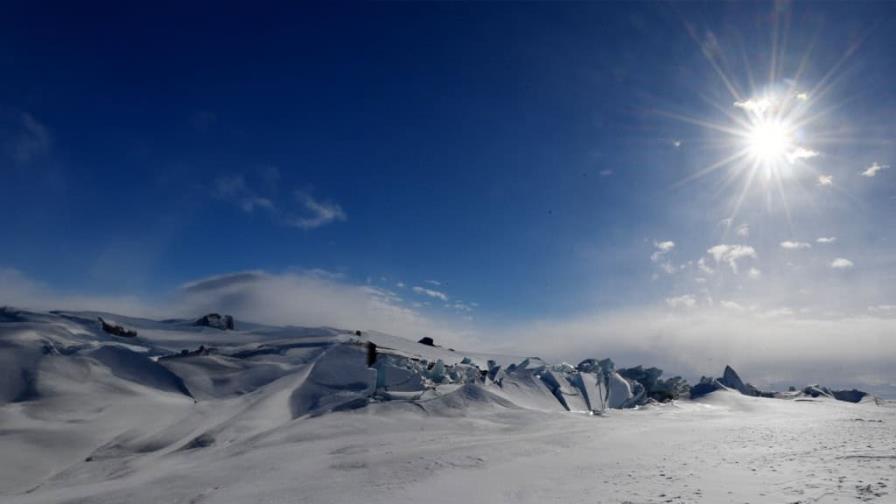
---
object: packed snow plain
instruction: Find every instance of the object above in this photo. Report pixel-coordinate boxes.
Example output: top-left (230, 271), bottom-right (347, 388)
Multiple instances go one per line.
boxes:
top-left (1, 308), bottom-right (893, 504)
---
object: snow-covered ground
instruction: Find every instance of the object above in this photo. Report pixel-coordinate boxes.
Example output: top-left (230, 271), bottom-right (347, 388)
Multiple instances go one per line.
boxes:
top-left (1, 309), bottom-right (893, 503)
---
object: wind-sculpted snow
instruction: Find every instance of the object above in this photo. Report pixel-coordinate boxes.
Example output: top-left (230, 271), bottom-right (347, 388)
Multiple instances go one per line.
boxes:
top-left (0, 307), bottom-right (888, 503)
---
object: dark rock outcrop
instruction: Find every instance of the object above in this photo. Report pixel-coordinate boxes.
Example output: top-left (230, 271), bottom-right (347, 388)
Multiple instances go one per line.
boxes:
top-left (98, 317), bottom-right (137, 338)
top-left (801, 385), bottom-right (869, 403)
top-left (689, 376), bottom-right (724, 398)
top-left (194, 313), bottom-right (234, 330)
top-left (690, 365), bottom-right (774, 399)
top-left (160, 345), bottom-right (215, 360)
top-left (831, 389), bottom-right (869, 403)
top-left (418, 337), bottom-right (434, 346)
top-left (618, 365), bottom-right (691, 402)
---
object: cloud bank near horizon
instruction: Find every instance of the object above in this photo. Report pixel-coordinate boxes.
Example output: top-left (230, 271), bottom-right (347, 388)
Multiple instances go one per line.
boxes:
top-left (2, 267), bottom-right (895, 396)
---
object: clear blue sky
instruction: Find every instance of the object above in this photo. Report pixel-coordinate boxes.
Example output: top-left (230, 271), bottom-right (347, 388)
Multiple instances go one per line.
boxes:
top-left (2, 2), bottom-right (895, 388)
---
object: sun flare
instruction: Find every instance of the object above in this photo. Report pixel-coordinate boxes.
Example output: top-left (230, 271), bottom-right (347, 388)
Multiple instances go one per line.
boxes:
top-left (746, 119), bottom-right (792, 163)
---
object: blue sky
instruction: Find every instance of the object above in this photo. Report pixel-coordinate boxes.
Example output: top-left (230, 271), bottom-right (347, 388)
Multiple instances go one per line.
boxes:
top-left (2, 2), bottom-right (895, 391)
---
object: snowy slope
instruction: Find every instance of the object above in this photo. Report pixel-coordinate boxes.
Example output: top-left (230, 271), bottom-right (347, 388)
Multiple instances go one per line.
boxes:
top-left (1, 308), bottom-right (893, 503)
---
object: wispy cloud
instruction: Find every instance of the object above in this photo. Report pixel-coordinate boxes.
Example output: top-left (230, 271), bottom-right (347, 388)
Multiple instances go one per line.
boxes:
top-left (736, 224), bottom-right (750, 238)
top-left (214, 175), bottom-right (274, 213)
top-left (860, 162), bottom-right (888, 177)
top-left (665, 294), bottom-right (697, 309)
top-left (412, 285), bottom-right (448, 301)
top-left (817, 174), bottom-right (833, 187)
top-left (425, 279), bottom-right (442, 286)
top-left (761, 307), bottom-right (794, 318)
top-left (780, 241), bottom-right (812, 250)
top-left (720, 300), bottom-right (747, 311)
top-left (447, 301), bottom-right (474, 312)
top-left (287, 192), bottom-right (347, 230)
top-left (213, 175), bottom-right (345, 230)
top-left (831, 258), bottom-right (854, 269)
top-left (816, 237), bottom-right (836, 244)
top-left (599, 169), bottom-right (613, 177)
top-left (650, 240), bottom-right (675, 262)
top-left (706, 244), bottom-right (757, 274)
top-left (7, 113), bottom-right (51, 164)
top-left (650, 241), bottom-right (676, 275)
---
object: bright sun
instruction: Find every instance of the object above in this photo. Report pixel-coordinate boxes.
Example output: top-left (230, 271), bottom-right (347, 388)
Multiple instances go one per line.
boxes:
top-left (746, 119), bottom-right (793, 163)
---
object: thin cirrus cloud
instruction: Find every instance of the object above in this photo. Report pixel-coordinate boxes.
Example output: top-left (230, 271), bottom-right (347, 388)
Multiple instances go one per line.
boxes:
top-left (665, 294), bottom-right (697, 309)
top-left (7, 112), bottom-right (51, 164)
top-left (412, 285), bottom-right (449, 301)
top-left (214, 175), bottom-right (275, 213)
top-left (816, 237), bottom-right (837, 244)
top-left (287, 192), bottom-right (346, 230)
top-left (860, 162), bottom-right (888, 177)
top-left (213, 174), bottom-right (346, 230)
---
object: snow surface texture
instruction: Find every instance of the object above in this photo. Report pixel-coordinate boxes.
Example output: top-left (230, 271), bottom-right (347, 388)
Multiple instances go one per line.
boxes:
top-left (1, 308), bottom-right (893, 503)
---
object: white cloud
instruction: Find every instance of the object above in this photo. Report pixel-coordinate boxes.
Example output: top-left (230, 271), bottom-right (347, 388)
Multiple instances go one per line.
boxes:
top-left (288, 192), bottom-right (347, 230)
top-left (748, 267), bottom-right (761, 279)
top-left (650, 241), bottom-right (675, 261)
top-left (599, 169), bottom-right (613, 177)
top-left (650, 241), bottom-right (677, 275)
top-left (665, 294), bottom-right (697, 309)
top-left (816, 237), bottom-right (836, 244)
top-left (830, 258), bottom-right (854, 269)
top-left (860, 162), bottom-right (888, 177)
top-left (736, 224), bottom-right (750, 238)
top-left (412, 286), bottom-right (448, 301)
top-left (672, 140), bottom-right (682, 148)
top-left (817, 174), bottom-right (833, 187)
top-left (786, 147), bottom-right (819, 164)
top-left (733, 98), bottom-right (772, 115)
top-left (425, 280), bottom-right (442, 286)
top-left (706, 244), bottom-right (757, 274)
top-left (395, 282), bottom-right (406, 288)
top-left (780, 241), bottom-right (812, 250)
top-left (796, 92), bottom-right (809, 101)
top-left (868, 305), bottom-right (896, 314)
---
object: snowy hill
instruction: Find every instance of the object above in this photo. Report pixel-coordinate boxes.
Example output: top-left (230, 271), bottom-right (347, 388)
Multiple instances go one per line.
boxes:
top-left (1, 308), bottom-right (892, 503)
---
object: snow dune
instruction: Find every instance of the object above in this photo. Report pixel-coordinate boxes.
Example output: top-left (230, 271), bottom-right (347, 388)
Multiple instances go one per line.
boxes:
top-left (0, 308), bottom-right (892, 503)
